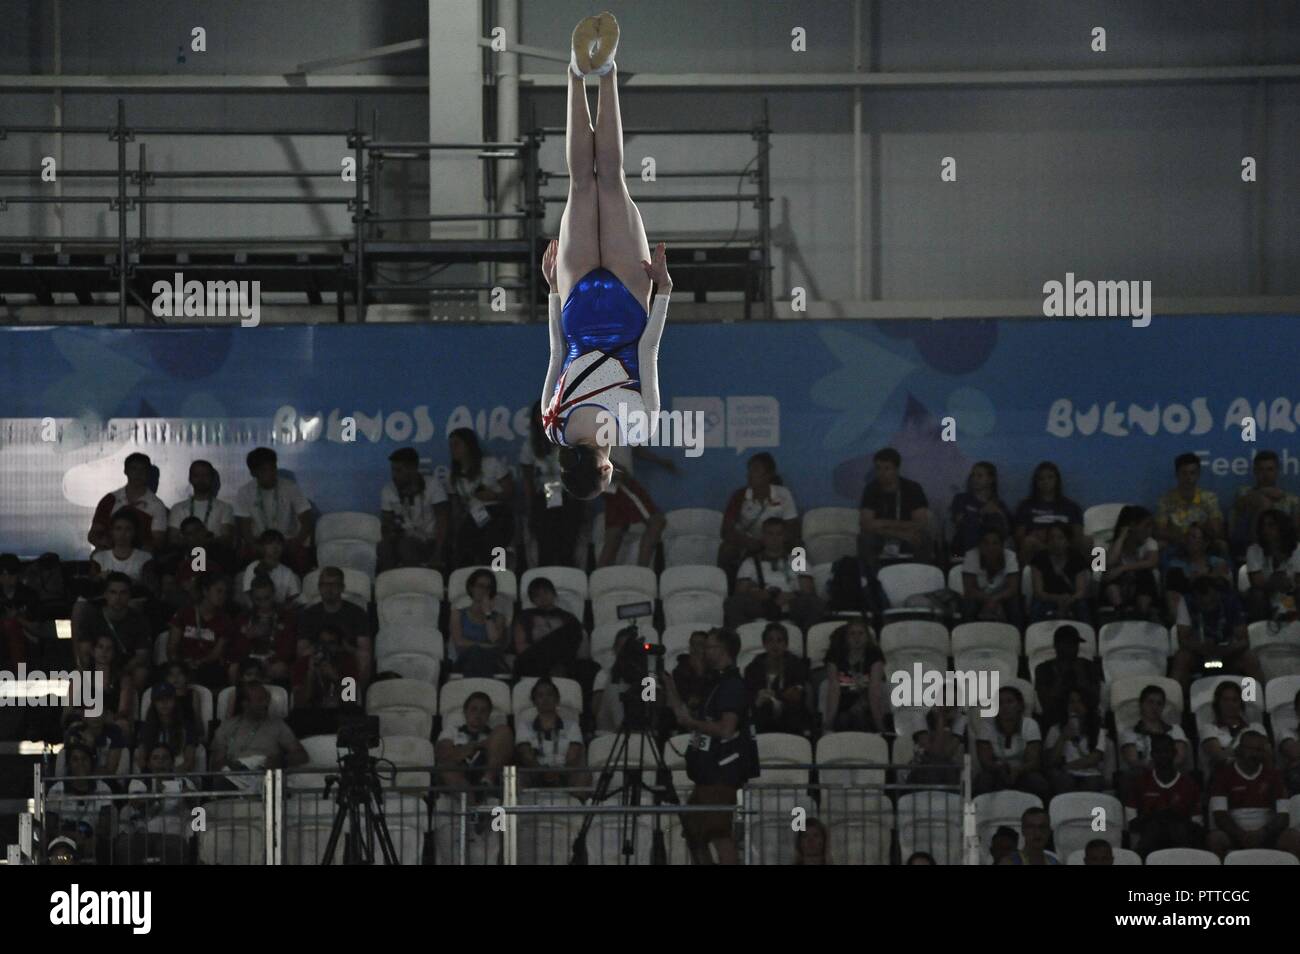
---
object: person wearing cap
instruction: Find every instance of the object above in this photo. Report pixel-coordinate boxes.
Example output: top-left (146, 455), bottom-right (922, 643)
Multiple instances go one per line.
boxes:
top-left (46, 836), bottom-right (80, 864)
top-left (1031, 624), bottom-right (1099, 728)
top-left (378, 446), bottom-right (448, 572)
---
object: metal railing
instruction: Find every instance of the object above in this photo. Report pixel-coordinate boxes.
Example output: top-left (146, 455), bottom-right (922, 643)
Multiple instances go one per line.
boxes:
top-left (26, 757), bottom-right (972, 865)
top-left (1, 98), bottom-right (773, 323)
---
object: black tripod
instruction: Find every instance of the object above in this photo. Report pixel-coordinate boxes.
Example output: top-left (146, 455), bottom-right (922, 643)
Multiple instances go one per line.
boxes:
top-left (570, 657), bottom-right (680, 865)
top-left (320, 752), bottom-right (399, 865)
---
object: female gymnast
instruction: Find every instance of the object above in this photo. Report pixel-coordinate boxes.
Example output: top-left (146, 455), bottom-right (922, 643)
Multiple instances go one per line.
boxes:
top-left (540, 12), bottom-right (673, 499)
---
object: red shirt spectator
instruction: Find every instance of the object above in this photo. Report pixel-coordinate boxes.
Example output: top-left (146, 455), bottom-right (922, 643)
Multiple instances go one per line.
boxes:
top-left (88, 452), bottom-right (168, 551)
top-left (1128, 768), bottom-right (1201, 819)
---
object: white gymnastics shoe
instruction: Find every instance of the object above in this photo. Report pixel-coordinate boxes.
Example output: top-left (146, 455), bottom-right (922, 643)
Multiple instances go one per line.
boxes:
top-left (570, 12), bottom-right (619, 77)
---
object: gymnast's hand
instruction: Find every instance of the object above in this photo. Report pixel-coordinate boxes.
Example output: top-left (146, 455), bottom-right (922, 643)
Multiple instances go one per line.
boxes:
top-left (641, 241), bottom-right (671, 291)
top-left (543, 238), bottom-right (558, 294)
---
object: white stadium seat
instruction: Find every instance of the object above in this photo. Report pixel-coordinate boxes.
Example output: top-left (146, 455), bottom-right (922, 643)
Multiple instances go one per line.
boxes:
top-left (801, 507), bottom-right (860, 565)
top-left (662, 508), bottom-right (723, 568)
top-left (1099, 620), bottom-right (1169, 682)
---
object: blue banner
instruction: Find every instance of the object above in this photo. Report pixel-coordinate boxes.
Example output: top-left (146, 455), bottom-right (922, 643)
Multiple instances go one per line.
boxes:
top-left (0, 316), bottom-right (1295, 558)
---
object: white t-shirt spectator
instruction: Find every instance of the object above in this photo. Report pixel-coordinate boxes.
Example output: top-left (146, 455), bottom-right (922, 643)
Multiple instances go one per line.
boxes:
top-left (1199, 721), bottom-right (1268, 756)
top-left (519, 440), bottom-right (563, 492)
top-left (962, 548), bottom-right (1019, 594)
top-left (1118, 724), bottom-right (1189, 766)
top-left (101, 486), bottom-right (168, 540)
top-left (737, 555), bottom-right (804, 593)
top-left (240, 562), bottom-right (301, 606)
top-left (732, 485), bottom-right (799, 538)
top-left (978, 716), bottom-right (1041, 769)
top-left (168, 496), bottom-right (234, 536)
top-left (92, 548), bottom-right (151, 582)
top-left (1120, 537), bottom-right (1160, 568)
top-left (449, 457), bottom-right (509, 508)
top-left (1044, 723), bottom-right (1107, 778)
top-left (516, 716), bottom-right (583, 767)
top-left (121, 777), bottom-right (196, 837)
top-left (234, 479), bottom-right (312, 537)
top-left (1244, 543), bottom-right (1300, 614)
top-left (438, 718), bottom-right (496, 749)
top-left (380, 478), bottom-right (447, 541)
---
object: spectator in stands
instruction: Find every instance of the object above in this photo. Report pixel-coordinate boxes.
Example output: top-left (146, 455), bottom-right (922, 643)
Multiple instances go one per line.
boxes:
top-left (46, 743), bottom-right (114, 863)
top-left (516, 676), bottom-right (587, 789)
top-left (135, 682), bottom-right (201, 773)
top-left (906, 707), bottom-right (963, 787)
top-left (435, 691), bottom-right (515, 793)
top-left (239, 529), bottom-right (301, 608)
top-left (520, 404), bottom-right (584, 568)
top-left (118, 742), bottom-right (195, 863)
top-left (210, 681), bottom-right (308, 771)
top-left (88, 452), bottom-right (167, 552)
top-left (1232, 450), bottom-right (1299, 549)
top-left (597, 469), bottom-right (667, 568)
top-left (793, 817), bottom-right (831, 865)
top-left (1013, 461), bottom-right (1084, 563)
top-left (1279, 688), bottom-right (1300, 796)
top-left (297, 566), bottom-right (372, 685)
top-left (91, 509), bottom-right (156, 589)
top-left (378, 447), bottom-right (448, 572)
top-left (233, 573), bottom-right (297, 687)
top-left (233, 447), bottom-right (315, 573)
top-left (718, 452), bottom-right (799, 581)
top-left (823, 618), bottom-right (886, 732)
top-left (62, 702), bottom-right (128, 776)
top-left (988, 826), bottom-right (1018, 864)
top-left (512, 576), bottom-right (585, 680)
top-left (1164, 522), bottom-right (1231, 604)
top-left (1244, 508), bottom-right (1299, 622)
top-left (73, 572), bottom-right (149, 671)
top-left (23, 552), bottom-right (69, 627)
top-left (996, 806), bottom-right (1060, 865)
top-left (0, 553), bottom-right (40, 666)
top-left (172, 516), bottom-right (232, 604)
top-left (1200, 680), bottom-right (1267, 774)
top-left (1044, 687), bottom-right (1106, 794)
top-left (668, 628), bottom-right (714, 722)
top-left (949, 461), bottom-right (1013, 560)
top-left (744, 622), bottom-right (811, 736)
top-left (1032, 624), bottom-right (1099, 728)
top-left (1082, 840), bottom-right (1114, 865)
top-left (975, 685), bottom-right (1048, 800)
top-left (1028, 524), bottom-right (1091, 624)
top-left (1155, 452), bottom-right (1225, 553)
top-left (1100, 505), bottom-right (1161, 620)
top-left (167, 572), bottom-right (236, 691)
top-left (168, 459), bottom-right (234, 549)
top-left (1171, 577), bottom-right (1263, 688)
top-left (74, 631), bottom-right (136, 736)
top-left (905, 851), bottom-right (936, 865)
top-left (219, 658), bottom-right (270, 720)
top-left (446, 428), bottom-right (515, 568)
top-left (449, 568), bottom-right (510, 677)
top-left (1126, 733), bottom-right (1204, 858)
top-left (291, 623), bottom-right (358, 736)
top-left (726, 516), bottom-right (826, 631)
top-left (666, 628), bottom-right (756, 866)
top-left (1206, 729), bottom-right (1300, 860)
top-left (1118, 684), bottom-right (1191, 800)
top-left (960, 524), bottom-right (1021, 624)
top-left (858, 447), bottom-right (933, 568)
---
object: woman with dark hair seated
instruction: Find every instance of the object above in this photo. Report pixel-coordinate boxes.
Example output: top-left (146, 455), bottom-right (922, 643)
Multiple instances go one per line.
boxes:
top-left (449, 569), bottom-right (510, 677)
top-left (538, 15), bottom-right (673, 499)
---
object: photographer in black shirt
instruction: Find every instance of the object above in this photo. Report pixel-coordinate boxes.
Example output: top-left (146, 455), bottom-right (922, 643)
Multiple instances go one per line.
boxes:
top-left (665, 628), bottom-right (758, 865)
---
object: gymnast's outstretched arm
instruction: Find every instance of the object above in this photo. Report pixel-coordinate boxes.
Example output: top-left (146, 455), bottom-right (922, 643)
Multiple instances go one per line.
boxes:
top-left (541, 238), bottom-right (565, 409)
top-left (638, 241), bottom-right (673, 423)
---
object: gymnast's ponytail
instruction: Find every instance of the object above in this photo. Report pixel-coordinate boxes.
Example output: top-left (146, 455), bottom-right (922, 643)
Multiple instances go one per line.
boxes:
top-left (558, 444), bottom-right (604, 500)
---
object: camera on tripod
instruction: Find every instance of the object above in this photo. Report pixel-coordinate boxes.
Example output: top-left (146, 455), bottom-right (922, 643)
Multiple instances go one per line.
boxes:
top-left (337, 712), bottom-right (381, 757)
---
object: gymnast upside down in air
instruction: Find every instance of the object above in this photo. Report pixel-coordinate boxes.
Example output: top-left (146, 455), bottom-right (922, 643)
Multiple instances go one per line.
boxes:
top-left (540, 12), bottom-right (673, 499)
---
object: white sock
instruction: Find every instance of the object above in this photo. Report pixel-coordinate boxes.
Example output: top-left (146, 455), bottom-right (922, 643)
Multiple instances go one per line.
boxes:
top-left (569, 47), bottom-right (585, 77)
top-left (590, 57), bottom-right (615, 76)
